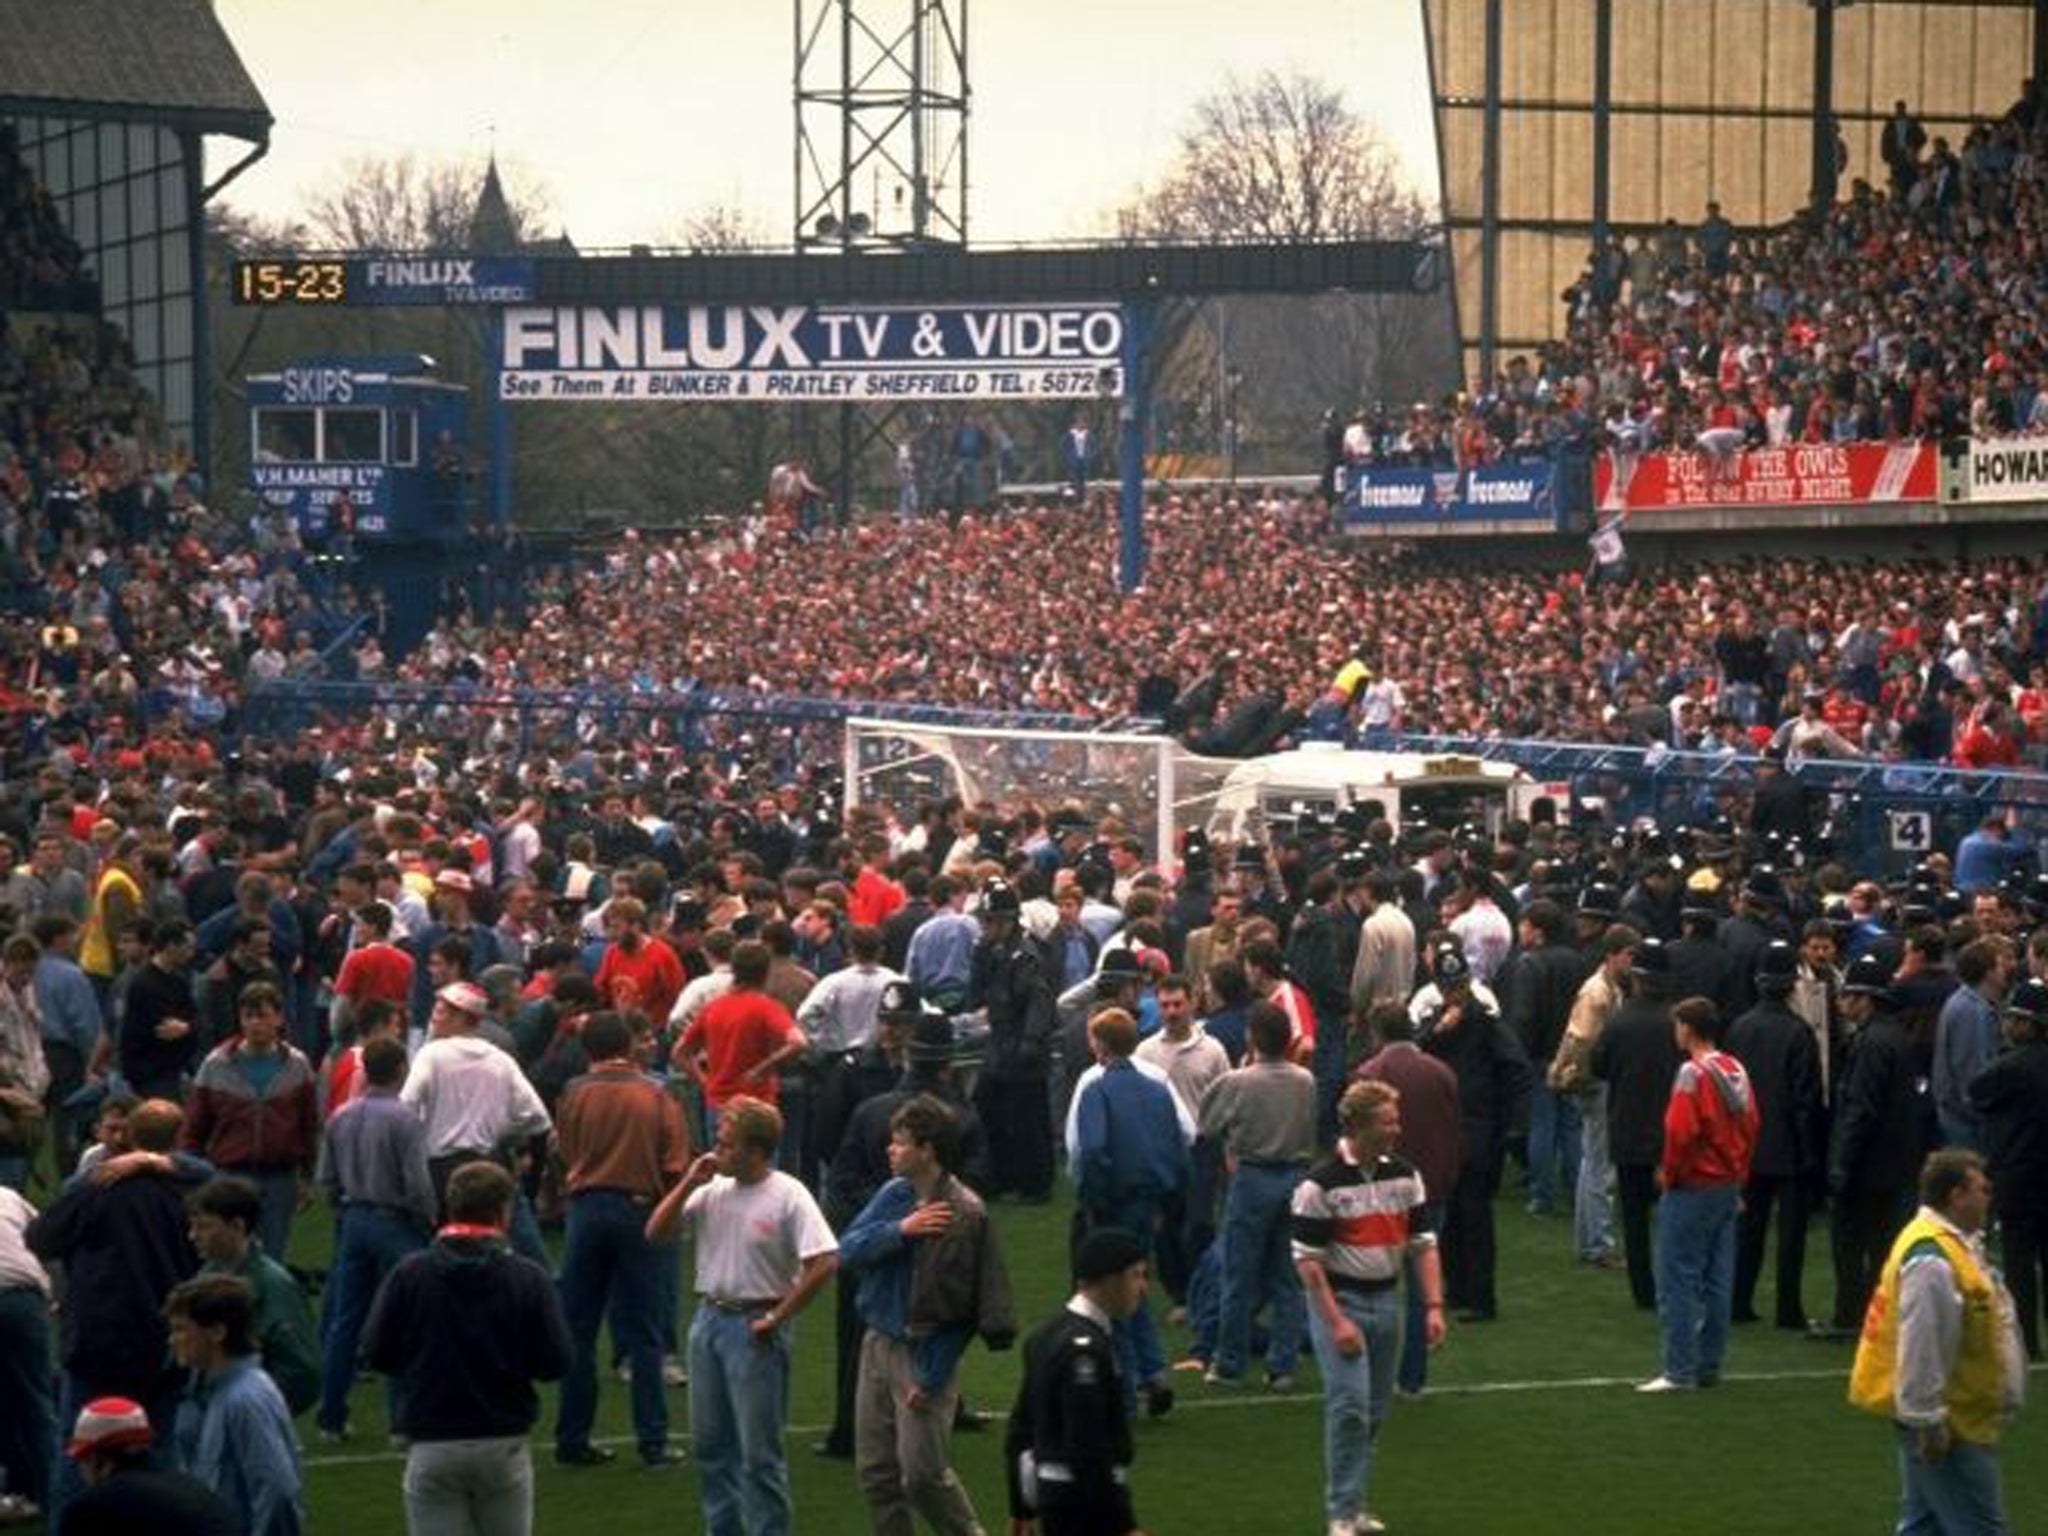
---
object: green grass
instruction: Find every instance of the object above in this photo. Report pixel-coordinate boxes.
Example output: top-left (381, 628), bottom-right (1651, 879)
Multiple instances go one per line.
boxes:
top-left (293, 1192), bottom-right (2046, 1535)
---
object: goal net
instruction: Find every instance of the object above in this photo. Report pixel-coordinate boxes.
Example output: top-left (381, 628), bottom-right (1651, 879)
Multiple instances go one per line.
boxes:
top-left (844, 717), bottom-right (1243, 862)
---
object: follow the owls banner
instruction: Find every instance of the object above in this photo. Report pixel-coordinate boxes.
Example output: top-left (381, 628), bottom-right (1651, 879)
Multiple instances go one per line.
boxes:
top-left (497, 302), bottom-right (1126, 402)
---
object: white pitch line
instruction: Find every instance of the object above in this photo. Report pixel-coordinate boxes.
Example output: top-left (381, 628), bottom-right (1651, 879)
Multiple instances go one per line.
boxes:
top-left (303, 1362), bottom-right (1965, 1471)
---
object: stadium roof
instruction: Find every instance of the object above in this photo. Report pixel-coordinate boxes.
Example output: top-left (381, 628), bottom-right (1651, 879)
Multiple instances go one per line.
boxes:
top-left (0, 0), bottom-right (271, 141)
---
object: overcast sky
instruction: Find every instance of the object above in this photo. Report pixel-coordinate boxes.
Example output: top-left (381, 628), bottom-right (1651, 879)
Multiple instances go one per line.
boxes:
top-left (210, 0), bottom-right (1439, 248)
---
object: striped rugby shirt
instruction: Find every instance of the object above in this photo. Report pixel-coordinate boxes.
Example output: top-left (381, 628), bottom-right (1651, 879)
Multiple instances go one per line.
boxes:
top-left (1289, 1141), bottom-right (1435, 1288)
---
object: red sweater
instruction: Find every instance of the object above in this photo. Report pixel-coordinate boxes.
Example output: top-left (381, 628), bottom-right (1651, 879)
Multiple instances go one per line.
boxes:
top-left (1660, 1050), bottom-right (1759, 1190)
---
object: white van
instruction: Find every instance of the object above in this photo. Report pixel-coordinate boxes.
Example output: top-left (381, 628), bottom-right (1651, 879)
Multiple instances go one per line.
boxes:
top-left (1201, 744), bottom-right (1563, 845)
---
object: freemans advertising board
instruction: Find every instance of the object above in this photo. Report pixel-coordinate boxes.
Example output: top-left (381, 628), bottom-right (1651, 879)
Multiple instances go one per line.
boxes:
top-left (1592, 443), bottom-right (1934, 511)
top-left (1959, 436), bottom-right (2048, 504)
top-left (1343, 461), bottom-right (1557, 529)
top-left (496, 303), bottom-right (1126, 403)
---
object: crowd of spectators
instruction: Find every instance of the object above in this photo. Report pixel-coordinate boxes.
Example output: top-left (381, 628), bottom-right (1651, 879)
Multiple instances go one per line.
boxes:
top-left (0, 125), bottom-right (92, 313)
top-left (390, 491), bottom-right (2048, 772)
top-left (1339, 85), bottom-right (2048, 472)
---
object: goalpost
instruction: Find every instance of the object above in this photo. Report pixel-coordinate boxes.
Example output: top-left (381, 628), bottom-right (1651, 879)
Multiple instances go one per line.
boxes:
top-left (843, 717), bottom-right (1244, 862)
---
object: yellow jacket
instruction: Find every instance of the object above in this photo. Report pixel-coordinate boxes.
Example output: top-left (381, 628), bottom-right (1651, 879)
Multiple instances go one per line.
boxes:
top-left (79, 864), bottom-right (139, 979)
top-left (1848, 1210), bottom-right (2022, 1445)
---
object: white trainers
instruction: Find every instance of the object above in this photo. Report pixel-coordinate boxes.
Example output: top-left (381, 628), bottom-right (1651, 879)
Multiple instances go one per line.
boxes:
top-left (1634, 1374), bottom-right (1693, 1394)
top-left (1358, 1516), bottom-right (1387, 1534)
top-left (1327, 1520), bottom-right (1356, 1536)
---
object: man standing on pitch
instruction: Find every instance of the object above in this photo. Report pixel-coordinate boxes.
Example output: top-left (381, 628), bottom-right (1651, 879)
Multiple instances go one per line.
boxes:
top-left (1851, 1148), bottom-right (2027, 1534)
top-left (840, 1093), bottom-right (1014, 1536)
top-left (647, 1095), bottom-right (838, 1536)
top-left (1292, 1080), bottom-right (1446, 1536)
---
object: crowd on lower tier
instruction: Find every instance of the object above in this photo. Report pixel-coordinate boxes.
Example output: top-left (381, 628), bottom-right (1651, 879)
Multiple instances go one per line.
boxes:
top-left (0, 736), bottom-right (2038, 1534)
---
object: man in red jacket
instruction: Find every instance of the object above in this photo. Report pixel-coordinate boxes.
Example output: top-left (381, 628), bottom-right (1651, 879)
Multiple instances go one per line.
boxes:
top-left (180, 983), bottom-right (320, 1264)
top-left (1639, 996), bottom-right (1759, 1393)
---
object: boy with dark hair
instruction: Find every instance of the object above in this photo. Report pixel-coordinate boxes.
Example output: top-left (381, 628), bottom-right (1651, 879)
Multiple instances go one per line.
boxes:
top-left (163, 1275), bottom-right (303, 1536)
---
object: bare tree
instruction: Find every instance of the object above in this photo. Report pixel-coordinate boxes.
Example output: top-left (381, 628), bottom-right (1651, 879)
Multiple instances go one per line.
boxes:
top-left (302, 154), bottom-right (552, 251)
top-left (1123, 70), bottom-right (1432, 242)
top-left (1112, 71), bottom-right (1455, 475)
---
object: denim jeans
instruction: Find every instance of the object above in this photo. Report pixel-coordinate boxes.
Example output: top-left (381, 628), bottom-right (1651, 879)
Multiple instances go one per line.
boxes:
top-left (0, 1152), bottom-right (28, 1192)
top-left (1214, 1161), bottom-right (1307, 1379)
top-left (689, 1304), bottom-right (794, 1536)
top-left (1306, 1284), bottom-right (1400, 1524)
top-left (403, 1436), bottom-right (533, 1536)
top-left (1085, 1198), bottom-right (1166, 1397)
top-left (1397, 1202), bottom-right (1444, 1394)
top-left (1655, 1182), bottom-right (1740, 1384)
top-left (0, 1285), bottom-right (52, 1509)
top-left (228, 1164), bottom-right (302, 1266)
top-left (318, 1205), bottom-right (427, 1434)
top-left (1525, 1085), bottom-right (1582, 1215)
top-left (556, 1191), bottom-right (667, 1459)
top-left (1895, 1427), bottom-right (2008, 1535)
top-left (1573, 1086), bottom-right (1615, 1260)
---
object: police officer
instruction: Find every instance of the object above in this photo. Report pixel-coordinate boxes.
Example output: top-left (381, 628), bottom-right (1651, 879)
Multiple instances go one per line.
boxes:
top-left (1726, 941), bottom-right (1825, 1329)
top-left (1004, 1226), bottom-right (1150, 1536)
top-left (971, 881), bottom-right (1057, 1202)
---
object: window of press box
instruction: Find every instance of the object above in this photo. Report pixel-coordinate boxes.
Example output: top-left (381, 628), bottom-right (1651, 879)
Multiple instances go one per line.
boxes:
top-left (322, 408), bottom-right (385, 463)
top-left (253, 408), bottom-right (317, 464)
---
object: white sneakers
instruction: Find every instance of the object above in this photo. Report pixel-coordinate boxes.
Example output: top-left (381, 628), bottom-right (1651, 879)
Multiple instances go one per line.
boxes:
top-left (1328, 1516), bottom-right (1387, 1536)
top-left (1634, 1374), bottom-right (1693, 1394)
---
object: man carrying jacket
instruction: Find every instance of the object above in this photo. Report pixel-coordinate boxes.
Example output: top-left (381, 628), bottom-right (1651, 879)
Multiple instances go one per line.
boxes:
top-left (840, 1094), bottom-right (1015, 1536)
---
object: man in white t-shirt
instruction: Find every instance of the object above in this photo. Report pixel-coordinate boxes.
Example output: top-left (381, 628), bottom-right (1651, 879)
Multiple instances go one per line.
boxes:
top-left (647, 1096), bottom-right (837, 1536)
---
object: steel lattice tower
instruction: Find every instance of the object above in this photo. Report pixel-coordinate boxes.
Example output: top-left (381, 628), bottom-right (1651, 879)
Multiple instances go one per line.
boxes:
top-left (794, 0), bottom-right (968, 251)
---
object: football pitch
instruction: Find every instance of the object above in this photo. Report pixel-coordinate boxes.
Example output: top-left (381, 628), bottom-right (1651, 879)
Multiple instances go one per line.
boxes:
top-left (299, 1193), bottom-right (2046, 1534)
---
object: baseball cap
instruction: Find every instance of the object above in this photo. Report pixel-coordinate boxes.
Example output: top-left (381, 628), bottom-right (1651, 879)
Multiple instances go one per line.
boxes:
top-left (436, 981), bottom-right (489, 1016)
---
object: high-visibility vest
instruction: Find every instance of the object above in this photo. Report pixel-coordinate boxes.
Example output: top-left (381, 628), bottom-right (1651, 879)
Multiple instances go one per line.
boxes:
top-left (1847, 1212), bottom-right (2010, 1445)
top-left (79, 865), bottom-right (139, 978)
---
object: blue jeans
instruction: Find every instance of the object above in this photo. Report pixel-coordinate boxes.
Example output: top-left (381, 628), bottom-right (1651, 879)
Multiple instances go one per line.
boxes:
top-left (1398, 1203), bottom-right (1444, 1394)
top-left (1574, 1087), bottom-right (1614, 1260)
top-left (1306, 1285), bottom-right (1400, 1524)
top-left (689, 1305), bottom-right (794, 1536)
top-left (318, 1205), bottom-right (426, 1434)
top-left (0, 1152), bottom-right (29, 1192)
top-left (1896, 1427), bottom-right (2007, 1535)
top-left (557, 1191), bottom-right (667, 1458)
top-left (1086, 1199), bottom-right (1166, 1397)
top-left (1655, 1182), bottom-right (1739, 1384)
top-left (230, 1164), bottom-right (302, 1265)
top-left (1526, 1085), bottom-right (1582, 1215)
top-left (1215, 1162), bottom-right (1306, 1379)
top-left (0, 1285), bottom-right (52, 1509)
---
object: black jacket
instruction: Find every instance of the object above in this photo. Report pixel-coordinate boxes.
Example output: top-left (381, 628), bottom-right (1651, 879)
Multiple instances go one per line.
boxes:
top-left (361, 1233), bottom-right (571, 1441)
top-left (1726, 996), bottom-right (1824, 1180)
top-left (1498, 943), bottom-right (1586, 1063)
top-left (1717, 913), bottom-right (1788, 1020)
top-left (1592, 995), bottom-right (1685, 1169)
top-left (971, 939), bottom-right (1055, 1082)
top-left (1828, 1014), bottom-right (1925, 1197)
top-left (27, 1169), bottom-right (199, 1392)
top-left (1420, 999), bottom-right (1533, 1171)
top-left (1969, 1039), bottom-right (2048, 1215)
top-left (1285, 903), bottom-right (1353, 1026)
top-left (1668, 934), bottom-right (1742, 1021)
top-left (1005, 1304), bottom-right (1135, 1531)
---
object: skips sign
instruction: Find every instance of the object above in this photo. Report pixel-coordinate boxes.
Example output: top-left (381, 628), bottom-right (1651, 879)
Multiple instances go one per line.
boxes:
top-left (497, 302), bottom-right (1126, 402)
